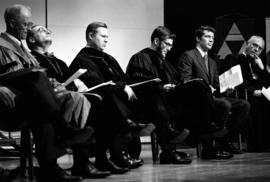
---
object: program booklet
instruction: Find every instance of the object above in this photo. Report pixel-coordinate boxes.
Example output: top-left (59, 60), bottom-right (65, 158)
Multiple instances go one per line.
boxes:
top-left (62, 69), bottom-right (87, 87)
top-left (81, 80), bottom-right (115, 92)
top-left (262, 87), bottom-right (270, 101)
top-left (219, 65), bottom-right (243, 93)
top-left (128, 78), bottom-right (162, 87)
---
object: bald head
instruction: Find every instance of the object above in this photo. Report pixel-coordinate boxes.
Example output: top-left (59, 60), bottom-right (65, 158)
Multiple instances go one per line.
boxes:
top-left (4, 4), bottom-right (32, 40)
top-left (245, 35), bottom-right (265, 57)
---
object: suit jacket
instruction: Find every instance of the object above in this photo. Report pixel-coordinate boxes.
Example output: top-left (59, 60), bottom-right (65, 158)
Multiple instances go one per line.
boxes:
top-left (0, 33), bottom-right (39, 74)
top-left (177, 48), bottom-right (220, 91)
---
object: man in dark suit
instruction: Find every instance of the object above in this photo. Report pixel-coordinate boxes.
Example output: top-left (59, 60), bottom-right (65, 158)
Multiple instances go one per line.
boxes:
top-left (177, 26), bottom-right (250, 158)
top-left (0, 4), bottom-right (94, 182)
top-left (224, 35), bottom-right (270, 151)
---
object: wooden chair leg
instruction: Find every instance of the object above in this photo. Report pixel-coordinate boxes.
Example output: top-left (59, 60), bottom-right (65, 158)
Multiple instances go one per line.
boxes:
top-left (238, 134), bottom-right (242, 151)
top-left (20, 129), bottom-right (34, 180)
top-left (151, 131), bottom-right (159, 163)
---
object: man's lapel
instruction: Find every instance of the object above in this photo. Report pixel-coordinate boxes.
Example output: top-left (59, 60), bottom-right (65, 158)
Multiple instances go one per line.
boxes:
top-left (0, 33), bottom-right (31, 64)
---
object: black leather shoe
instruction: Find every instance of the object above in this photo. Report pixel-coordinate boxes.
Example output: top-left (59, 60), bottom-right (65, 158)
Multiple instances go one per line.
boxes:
top-left (169, 128), bottom-right (190, 144)
top-left (174, 151), bottom-right (191, 159)
top-left (111, 154), bottom-right (144, 169)
top-left (201, 149), bottom-right (234, 159)
top-left (72, 162), bottom-right (111, 179)
top-left (95, 158), bottom-right (129, 174)
top-left (221, 142), bottom-right (243, 154)
top-left (159, 151), bottom-right (192, 164)
top-left (126, 119), bottom-right (149, 131)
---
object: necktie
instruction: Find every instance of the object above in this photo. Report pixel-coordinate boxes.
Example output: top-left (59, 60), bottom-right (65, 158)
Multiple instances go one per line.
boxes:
top-left (203, 54), bottom-right (209, 72)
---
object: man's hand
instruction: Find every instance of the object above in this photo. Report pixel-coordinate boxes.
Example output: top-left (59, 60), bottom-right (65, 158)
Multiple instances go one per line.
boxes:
top-left (124, 85), bottom-right (137, 101)
top-left (74, 79), bottom-right (88, 92)
top-left (224, 87), bottom-right (235, 95)
top-left (253, 89), bottom-right (262, 97)
top-left (254, 54), bottom-right (264, 70)
top-left (0, 86), bottom-right (16, 108)
top-left (49, 78), bottom-right (66, 92)
top-left (163, 84), bottom-right (176, 92)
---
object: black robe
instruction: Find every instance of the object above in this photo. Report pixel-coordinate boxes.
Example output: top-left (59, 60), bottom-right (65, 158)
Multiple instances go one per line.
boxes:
top-left (69, 47), bottom-right (133, 131)
top-left (126, 48), bottom-right (219, 142)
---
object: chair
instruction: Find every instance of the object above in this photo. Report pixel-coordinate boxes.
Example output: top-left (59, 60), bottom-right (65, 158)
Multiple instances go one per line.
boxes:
top-left (0, 107), bottom-right (35, 180)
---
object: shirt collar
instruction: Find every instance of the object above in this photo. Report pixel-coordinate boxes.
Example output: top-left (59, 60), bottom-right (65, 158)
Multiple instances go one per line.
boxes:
top-left (196, 46), bottom-right (207, 58)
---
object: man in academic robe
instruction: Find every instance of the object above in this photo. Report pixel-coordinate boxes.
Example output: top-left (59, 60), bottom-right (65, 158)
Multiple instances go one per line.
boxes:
top-left (69, 21), bottom-right (150, 171)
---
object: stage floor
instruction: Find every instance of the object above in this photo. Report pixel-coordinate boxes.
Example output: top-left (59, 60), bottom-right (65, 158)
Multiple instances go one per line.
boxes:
top-left (1, 144), bottom-right (270, 182)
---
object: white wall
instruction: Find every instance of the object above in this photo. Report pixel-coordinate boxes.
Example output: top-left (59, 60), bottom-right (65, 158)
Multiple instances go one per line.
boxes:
top-left (0, 0), bottom-right (45, 33)
top-left (47, 0), bottom-right (163, 70)
top-left (0, 0), bottom-right (163, 70)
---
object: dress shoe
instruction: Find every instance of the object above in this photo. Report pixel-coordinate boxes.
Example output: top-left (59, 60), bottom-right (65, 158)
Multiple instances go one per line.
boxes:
top-left (201, 149), bottom-right (234, 159)
top-left (169, 128), bottom-right (190, 144)
top-left (137, 123), bottom-right (155, 136)
top-left (72, 162), bottom-right (111, 179)
top-left (95, 158), bottom-right (129, 174)
top-left (111, 153), bottom-right (144, 169)
top-left (221, 142), bottom-right (243, 154)
top-left (37, 165), bottom-right (82, 182)
top-left (200, 127), bottom-right (228, 139)
top-left (159, 150), bottom-right (192, 164)
top-left (126, 119), bottom-right (149, 131)
top-left (174, 151), bottom-right (191, 159)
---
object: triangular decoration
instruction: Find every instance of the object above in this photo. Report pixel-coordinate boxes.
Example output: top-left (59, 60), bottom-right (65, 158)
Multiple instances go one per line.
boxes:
top-left (217, 23), bottom-right (246, 59)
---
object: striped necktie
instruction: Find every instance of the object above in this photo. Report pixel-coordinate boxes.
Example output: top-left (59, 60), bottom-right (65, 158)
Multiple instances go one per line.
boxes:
top-left (203, 54), bottom-right (209, 72)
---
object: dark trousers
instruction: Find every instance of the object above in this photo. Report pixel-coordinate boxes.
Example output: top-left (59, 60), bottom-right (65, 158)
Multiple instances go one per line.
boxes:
top-left (2, 70), bottom-right (68, 168)
top-left (168, 80), bottom-right (217, 135)
top-left (213, 96), bottom-right (250, 141)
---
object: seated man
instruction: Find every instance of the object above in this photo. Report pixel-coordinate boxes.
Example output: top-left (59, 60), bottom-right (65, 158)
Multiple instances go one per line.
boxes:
top-left (177, 25), bottom-right (250, 157)
top-left (26, 24), bottom-right (130, 175)
top-left (0, 4), bottom-right (96, 182)
top-left (224, 35), bottom-right (270, 151)
top-left (69, 22), bottom-right (190, 165)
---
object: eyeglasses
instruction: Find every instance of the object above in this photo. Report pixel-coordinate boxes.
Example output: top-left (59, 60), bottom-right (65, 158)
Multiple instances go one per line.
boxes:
top-left (250, 43), bottom-right (263, 52)
top-left (161, 40), bottom-right (173, 48)
top-left (31, 25), bottom-right (52, 34)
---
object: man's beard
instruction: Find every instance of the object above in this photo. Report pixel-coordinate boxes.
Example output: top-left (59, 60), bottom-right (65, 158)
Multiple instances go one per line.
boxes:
top-left (157, 44), bottom-right (165, 58)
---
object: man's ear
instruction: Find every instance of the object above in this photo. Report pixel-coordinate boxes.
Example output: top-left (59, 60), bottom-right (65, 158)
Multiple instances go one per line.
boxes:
top-left (9, 19), bottom-right (16, 29)
top-left (153, 38), bottom-right (160, 46)
top-left (195, 36), bottom-right (200, 43)
top-left (28, 36), bottom-right (35, 44)
top-left (88, 32), bottom-right (94, 41)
